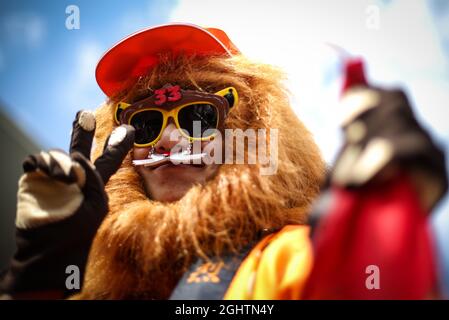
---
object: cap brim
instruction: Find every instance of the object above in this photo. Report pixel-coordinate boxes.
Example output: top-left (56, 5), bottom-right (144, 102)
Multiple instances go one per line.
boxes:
top-left (96, 23), bottom-right (233, 97)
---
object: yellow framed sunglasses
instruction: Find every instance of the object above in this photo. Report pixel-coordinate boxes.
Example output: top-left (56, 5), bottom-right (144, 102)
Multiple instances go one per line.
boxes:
top-left (115, 85), bottom-right (238, 147)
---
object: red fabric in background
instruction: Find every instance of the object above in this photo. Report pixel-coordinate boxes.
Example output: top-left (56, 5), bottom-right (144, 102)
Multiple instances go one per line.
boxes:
top-left (303, 175), bottom-right (436, 299)
top-left (341, 59), bottom-right (368, 94)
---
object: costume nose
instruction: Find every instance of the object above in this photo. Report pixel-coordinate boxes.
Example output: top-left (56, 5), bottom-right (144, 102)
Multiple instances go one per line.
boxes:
top-left (153, 119), bottom-right (188, 154)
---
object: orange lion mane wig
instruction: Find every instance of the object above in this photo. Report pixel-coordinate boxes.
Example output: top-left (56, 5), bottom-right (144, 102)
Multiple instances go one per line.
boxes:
top-left (75, 54), bottom-right (325, 299)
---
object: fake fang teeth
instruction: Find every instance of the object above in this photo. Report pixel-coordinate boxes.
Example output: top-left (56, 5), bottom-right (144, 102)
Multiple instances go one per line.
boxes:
top-left (132, 153), bottom-right (207, 167)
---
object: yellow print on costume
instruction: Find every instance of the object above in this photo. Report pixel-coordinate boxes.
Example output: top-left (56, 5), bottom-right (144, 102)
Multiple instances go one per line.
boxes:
top-left (187, 262), bottom-right (224, 284)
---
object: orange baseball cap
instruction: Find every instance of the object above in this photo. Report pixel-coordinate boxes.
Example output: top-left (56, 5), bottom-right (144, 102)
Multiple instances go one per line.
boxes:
top-left (96, 23), bottom-right (240, 97)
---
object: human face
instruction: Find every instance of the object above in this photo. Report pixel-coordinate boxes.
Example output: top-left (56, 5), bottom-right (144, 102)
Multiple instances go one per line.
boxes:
top-left (133, 120), bottom-right (221, 202)
top-left (123, 85), bottom-right (237, 202)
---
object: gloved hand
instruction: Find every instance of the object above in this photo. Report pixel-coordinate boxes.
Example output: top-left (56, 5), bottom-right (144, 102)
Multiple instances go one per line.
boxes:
top-left (0, 110), bottom-right (135, 298)
top-left (331, 86), bottom-right (447, 210)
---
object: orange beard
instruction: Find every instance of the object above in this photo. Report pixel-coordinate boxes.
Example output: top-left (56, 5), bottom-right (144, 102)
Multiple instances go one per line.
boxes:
top-left (75, 55), bottom-right (325, 299)
top-left (78, 162), bottom-right (318, 299)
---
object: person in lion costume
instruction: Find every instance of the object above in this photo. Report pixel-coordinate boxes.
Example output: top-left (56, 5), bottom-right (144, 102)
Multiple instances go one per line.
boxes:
top-left (81, 48), bottom-right (325, 300)
top-left (0, 24), bottom-right (324, 300)
top-left (1, 23), bottom-right (447, 300)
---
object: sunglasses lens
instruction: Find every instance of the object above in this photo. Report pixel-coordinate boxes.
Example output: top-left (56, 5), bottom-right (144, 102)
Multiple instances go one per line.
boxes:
top-left (130, 110), bottom-right (163, 145)
top-left (178, 104), bottom-right (218, 138)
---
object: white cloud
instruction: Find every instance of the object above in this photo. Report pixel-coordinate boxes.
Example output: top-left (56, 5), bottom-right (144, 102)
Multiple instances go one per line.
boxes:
top-left (2, 12), bottom-right (46, 48)
top-left (77, 42), bottom-right (103, 86)
top-left (62, 41), bottom-right (105, 113)
top-left (170, 0), bottom-right (449, 162)
top-left (120, 0), bottom-right (176, 36)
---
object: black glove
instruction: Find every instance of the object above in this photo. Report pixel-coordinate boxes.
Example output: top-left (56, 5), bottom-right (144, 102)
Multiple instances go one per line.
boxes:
top-left (0, 110), bottom-right (135, 298)
top-left (332, 86), bottom-right (447, 208)
top-left (309, 86), bottom-right (448, 232)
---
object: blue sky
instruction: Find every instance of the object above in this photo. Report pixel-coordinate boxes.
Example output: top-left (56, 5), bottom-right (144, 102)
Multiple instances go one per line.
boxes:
top-left (1, 0), bottom-right (448, 154)
top-left (0, 0), bottom-right (177, 148)
top-left (1, 0), bottom-right (449, 293)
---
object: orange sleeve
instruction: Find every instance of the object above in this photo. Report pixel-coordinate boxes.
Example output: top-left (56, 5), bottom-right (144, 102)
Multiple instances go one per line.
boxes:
top-left (224, 225), bottom-right (313, 300)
